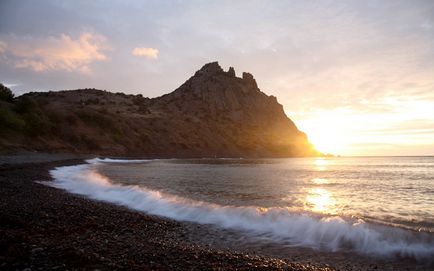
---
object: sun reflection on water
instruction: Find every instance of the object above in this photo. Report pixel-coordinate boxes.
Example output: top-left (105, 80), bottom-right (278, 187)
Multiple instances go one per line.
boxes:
top-left (305, 188), bottom-right (337, 214)
top-left (314, 158), bottom-right (330, 171)
top-left (311, 178), bottom-right (330, 184)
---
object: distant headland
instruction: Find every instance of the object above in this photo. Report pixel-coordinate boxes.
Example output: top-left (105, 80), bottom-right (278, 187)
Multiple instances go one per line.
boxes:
top-left (0, 62), bottom-right (320, 157)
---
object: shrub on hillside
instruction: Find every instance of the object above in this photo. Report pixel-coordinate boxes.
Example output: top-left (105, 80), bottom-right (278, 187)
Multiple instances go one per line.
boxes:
top-left (22, 111), bottom-right (54, 136)
top-left (0, 106), bottom-right (25, 131)
top-left (0, 84), bottom-right (14, 102)
top-left (15, 96), bottom-right (39, 114)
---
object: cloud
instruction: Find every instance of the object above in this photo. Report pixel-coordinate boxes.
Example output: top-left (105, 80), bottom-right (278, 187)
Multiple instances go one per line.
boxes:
top-left (1, 32), bottom-right (109, 73)
top-left (132, 47), bottom-right (159, 59)
top-left (3, 83), bottom-right (20, 88)
top-left (0, 41), bottom-right (7, 54)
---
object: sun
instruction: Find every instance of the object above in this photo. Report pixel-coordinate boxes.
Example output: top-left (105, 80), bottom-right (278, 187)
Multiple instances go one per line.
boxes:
top-left (308, 129), bottom-right (346, 155)
top-left (296, 113), bottom-right (349, 155)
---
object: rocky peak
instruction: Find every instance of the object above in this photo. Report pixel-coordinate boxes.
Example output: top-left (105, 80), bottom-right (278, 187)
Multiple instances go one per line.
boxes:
top-left (242, 72), bottom-right (258, 89)
top-left (163, 62), bottom-right (289, 123)
top-left (168, 62), bottom-right (268, 108)
top-left (194, 61), bottom-right (224, 77)
top-left (227, 67), bottom-right (236, 77)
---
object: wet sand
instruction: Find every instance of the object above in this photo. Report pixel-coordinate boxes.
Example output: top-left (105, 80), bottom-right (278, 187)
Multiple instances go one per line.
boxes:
top-left (0, 154), bottom-right (429, 270)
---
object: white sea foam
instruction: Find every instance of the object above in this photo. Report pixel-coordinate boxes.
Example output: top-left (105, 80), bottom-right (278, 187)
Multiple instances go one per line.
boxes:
top-left (86, 158), bottom-right (151, 164)
top-left (47, 159), bottom-right (434, 262)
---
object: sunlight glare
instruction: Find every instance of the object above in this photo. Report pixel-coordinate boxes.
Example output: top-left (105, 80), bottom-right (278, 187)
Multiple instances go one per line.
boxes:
top-left (295, 112), bottom-right (350, 155)
top-left (312, 178), bottom-right (330, 184)
top-left (305, 188), bottom-right (336, 214)
top-left (314, 158), bottom-right (330, 171)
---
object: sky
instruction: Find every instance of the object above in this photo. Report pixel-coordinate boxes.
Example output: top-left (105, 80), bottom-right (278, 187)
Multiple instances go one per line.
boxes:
top-left (0, 0), bottom-right (433, 156)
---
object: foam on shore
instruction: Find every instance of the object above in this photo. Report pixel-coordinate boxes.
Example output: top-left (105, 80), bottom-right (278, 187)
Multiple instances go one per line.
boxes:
top-left (47, 159), bottom-right (434, 262)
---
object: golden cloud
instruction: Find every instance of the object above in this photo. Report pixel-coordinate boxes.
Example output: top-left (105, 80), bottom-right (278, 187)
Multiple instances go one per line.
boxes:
top-left (2, 32), bottom-right (109, 73)
top-left (132, 47), bottom-right (159, 59)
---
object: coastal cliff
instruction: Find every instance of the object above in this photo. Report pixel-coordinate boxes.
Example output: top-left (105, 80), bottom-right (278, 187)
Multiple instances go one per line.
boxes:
top-left (0, 62), bottom-right (319, 157)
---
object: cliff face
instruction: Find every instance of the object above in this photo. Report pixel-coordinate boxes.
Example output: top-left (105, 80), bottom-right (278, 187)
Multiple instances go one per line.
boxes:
top-left (0, 62), bottom-right (319, 157)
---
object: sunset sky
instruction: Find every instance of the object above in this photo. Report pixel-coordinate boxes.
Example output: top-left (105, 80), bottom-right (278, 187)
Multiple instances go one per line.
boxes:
top-left (1, 0), bottom-right (433, 156)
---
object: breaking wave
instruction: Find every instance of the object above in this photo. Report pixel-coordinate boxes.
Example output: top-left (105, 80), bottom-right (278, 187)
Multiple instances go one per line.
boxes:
top-left (86, 158), bottom-right (151, 164)
top-left (47, 159), bottom-right (434, 262)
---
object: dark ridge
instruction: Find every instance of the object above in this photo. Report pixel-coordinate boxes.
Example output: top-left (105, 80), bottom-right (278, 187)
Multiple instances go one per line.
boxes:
top-left (0, 63), bottom-right (320, 157)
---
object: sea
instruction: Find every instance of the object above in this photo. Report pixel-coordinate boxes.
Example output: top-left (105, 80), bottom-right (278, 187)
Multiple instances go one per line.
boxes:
top-left (48, 156), bottom-right (434, 262)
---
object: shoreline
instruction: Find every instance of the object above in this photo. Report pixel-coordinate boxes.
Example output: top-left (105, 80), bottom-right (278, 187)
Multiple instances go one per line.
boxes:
top-left (0, 155), bottom-right (430, 270)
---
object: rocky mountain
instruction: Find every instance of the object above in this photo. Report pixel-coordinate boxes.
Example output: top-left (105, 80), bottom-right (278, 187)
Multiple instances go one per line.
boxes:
top-left (0, 62), bottom-right (320, 157)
